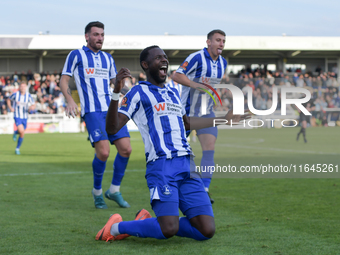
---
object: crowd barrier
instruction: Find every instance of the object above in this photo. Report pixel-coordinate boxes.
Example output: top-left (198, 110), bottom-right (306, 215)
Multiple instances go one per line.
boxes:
top-left (0, 113), bottom-right (138, 134)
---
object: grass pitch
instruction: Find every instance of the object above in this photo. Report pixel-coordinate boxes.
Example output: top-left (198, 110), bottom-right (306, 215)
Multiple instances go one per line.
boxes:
top-left (0, 127), bottom-right (339, 255)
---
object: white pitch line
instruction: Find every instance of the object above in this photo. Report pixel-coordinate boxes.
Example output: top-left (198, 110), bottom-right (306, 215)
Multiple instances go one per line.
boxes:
top-left (217, 144), bottom-right (339, 155)
top-left (0, 169), bottom-right (144, 177)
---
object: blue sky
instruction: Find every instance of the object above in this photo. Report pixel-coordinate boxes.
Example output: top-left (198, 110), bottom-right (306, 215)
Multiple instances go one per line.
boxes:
top-left (3, 0), bottom-right (340, 36)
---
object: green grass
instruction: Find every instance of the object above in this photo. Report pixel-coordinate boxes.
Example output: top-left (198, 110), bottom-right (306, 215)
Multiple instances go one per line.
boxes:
top-left (0, 127), bottom-right (339, 255)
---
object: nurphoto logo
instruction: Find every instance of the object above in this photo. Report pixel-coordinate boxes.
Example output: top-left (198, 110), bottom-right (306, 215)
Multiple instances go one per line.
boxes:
top-left (199, 84), bottom-right (311, 128)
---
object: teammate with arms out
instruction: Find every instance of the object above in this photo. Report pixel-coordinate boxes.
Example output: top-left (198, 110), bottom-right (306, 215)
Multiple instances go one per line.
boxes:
top-left (60, 21), bottom-right (131, 209)
top-left (172, 29), bottom-right (227, 203)
top-left (7, 83), bottom-right (34, 155)
top-left (95, 45), bottom-right (248, 242)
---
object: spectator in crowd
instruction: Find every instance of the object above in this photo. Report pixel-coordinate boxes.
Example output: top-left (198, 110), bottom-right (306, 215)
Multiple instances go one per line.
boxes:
top-left (138, 72), bottom-right (146, 82)
top-left (28, 80), bottom-right (35, 94)
top-left (274, 71), bottom-right (282, 85)
top-left (326, 75), bottom-right (333, 87)
top-left (292, 73), bottom-right (299, 85)
top-left (315, 76), bottom-right (322, 88)
top-left (311, 77), bottom-right (318, 89)
top-left (40, 82), bottom-right (48, 95)
top-left (12, 71), bottom-right (19, 83)
top-left (20, 71), bottom-right (27, 82)
top-left (304, 74), bottom-right (312, 87)
top-left (283, 75), bottom-right (292, 87)
top-left (315, 66), bottom-right (322, 75)
top-left (29, 103), bottom-right (38, 114)
top-left (41, 71), bottom-right (48, 83)
top-left (331, 64), bottom-right (338, 78)
top-left (131, 77), bottom-right (137, 87)
top-left (26, 70), bottom-right (34, 81)
top-left (52, 70), bottom-right (61, 84)
top-left (0, 94), bottom-right (6, 114)
top-left (255, 93), bottom-right (266, 110)
top-left (330, 76), bottom-right (338, 87)
top-left (47, 94), bottom-right (57, 114)
top-left (266, 71), bottom-right (275, 86)
top-left (34, 73), bottom-right (41, 89)
top-left (320, 74), bottom-right (327, 88)
top-left (0, 76), bottom-right (5, 85)
top-left (296, 74), bottom-right (305, 87)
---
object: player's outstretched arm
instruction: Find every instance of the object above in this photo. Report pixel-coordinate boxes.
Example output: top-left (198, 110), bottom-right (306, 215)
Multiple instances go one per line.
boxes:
top-left (60, 75), bottom-right (78, 118)
top-left (106, 68), bottom-right (131, 135)
top-left (224, 110), bottom-right (252, 124)
top-left (172, 72), bottom-right (209, 91)
top-left (183, 110), bottom-right (251, 130)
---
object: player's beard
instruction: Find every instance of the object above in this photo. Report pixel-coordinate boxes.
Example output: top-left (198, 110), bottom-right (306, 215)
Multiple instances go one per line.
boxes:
top-left (150, 68), bottom-right (166, 84)
top-left (89, 39), bottom-right (102, 51)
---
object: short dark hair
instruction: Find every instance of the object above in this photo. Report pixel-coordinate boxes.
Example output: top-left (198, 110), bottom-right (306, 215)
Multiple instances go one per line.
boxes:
top-left (85, 21), bottom-right (104, 34)
top-left (140, 45), bottom-right (160, 71)
top-left (207, 29), bottom-right (226, 39)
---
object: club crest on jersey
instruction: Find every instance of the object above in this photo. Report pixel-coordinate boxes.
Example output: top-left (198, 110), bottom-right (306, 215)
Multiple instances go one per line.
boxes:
top-left (161, 185), bottom-right (172, 196)
top-left (160, 90), bottom-right (171, 101)
top-left (120, 97), bottom-right (127, 107)
top-left (180, 61), bottom-right (188, 71)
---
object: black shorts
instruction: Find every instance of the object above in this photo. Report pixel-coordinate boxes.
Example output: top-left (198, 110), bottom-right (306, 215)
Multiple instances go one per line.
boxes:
top-left (300, 114), bottom-right (310, 122)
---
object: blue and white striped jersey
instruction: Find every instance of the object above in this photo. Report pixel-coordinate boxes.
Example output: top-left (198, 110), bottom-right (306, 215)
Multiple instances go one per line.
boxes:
top-left (9, 91), bottom-right (34, 119)
top-left (176, 48), bottom-right (227, 117)
top-left (166, 80), bottom-right (182, 97)
top-left (62, 46), bottom-right (117, 116)
top-left (118, 81), bottom-right (192, 163)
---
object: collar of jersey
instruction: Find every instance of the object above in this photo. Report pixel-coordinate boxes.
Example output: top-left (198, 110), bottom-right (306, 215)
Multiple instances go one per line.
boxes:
top-left (203, 48), bottom-right (219, 63)
top-left (82, 46), bottom-right (101, 54)
top-left (139, 81), bottom-right (166, 89)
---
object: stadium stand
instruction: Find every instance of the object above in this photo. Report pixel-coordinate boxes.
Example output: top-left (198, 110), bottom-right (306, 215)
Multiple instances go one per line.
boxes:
top-left (1, 68), bottom-right (339, 127)
top-left (0, 35), bottom-right (339, 127)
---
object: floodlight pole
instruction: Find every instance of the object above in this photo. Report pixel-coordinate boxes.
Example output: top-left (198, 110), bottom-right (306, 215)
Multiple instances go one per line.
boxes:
top-left (39, 56), bottom-right (43, 73)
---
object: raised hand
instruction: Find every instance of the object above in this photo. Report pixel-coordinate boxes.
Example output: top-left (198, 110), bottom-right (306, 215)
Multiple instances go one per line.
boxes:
top-left (114, 68), bottom-right (132, 93)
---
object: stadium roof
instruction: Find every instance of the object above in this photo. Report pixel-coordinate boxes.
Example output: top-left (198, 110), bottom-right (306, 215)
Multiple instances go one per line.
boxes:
top-left (1, 35), bottom-right (340, 59)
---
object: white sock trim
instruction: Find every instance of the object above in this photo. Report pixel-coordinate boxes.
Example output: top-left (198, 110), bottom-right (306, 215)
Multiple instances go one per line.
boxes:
top-left (110, 184), bottom-right (120, 194)
top-left (92, 188), bottom-right (102, 196)
top-left (110, 222), bottom-right (120, 236)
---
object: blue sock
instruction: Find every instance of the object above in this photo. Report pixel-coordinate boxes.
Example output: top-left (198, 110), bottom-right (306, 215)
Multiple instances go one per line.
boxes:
top-left (176, 217), bottom-right (209, 241)
top-left (201, 150), bottom-right (215, 189)
top-left (16, 137), bottom-right (23, 149)
top-left (92, 155), bottom-right (106, 190)
top-left (14, 131), bottom-right (18, 135)
top-left (112, 153), bottom-right (129, 186)
top-left (118, 218), bottom-right (166, 239)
